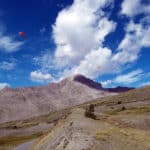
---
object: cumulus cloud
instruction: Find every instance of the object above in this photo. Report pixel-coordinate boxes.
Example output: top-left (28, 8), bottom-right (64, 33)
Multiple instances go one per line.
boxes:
top-left (48, 0), bottom-right (119, 80)
top-left (30, 71), bottom-right (53, 83)
top-left (62, 47), bottom-right (120, 79)
top-left (31, 0), bottom-right (118, 82)
top-left (31, 0), bottom-right (150, 83)
top-left (53, 0), bottom-right (116, 68)
top-left (0, 83), bottom-right (10, 90)
top-left (113, 19), bottom-right (150, 64)
top-left (121, 0), bottom-right (150, 17)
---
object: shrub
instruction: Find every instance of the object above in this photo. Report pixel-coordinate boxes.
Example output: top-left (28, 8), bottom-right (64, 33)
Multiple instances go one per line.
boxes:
top-left (121, 106), bottom-right (126, 111)
top-left (85, 104), bottom-right (96, 119)
top-left (117, 101), bottom-right (122, 104)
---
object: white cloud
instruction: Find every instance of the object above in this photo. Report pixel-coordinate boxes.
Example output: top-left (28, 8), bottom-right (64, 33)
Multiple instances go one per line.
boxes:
top-left (56, 47), bottom-right (113, 80)
top-left (121, 0), bottom-right (150, 17)
top-left (113, 19), bottom-right (150, 64)
top-left (31, 0), bottom-right (150, 83)
top-left (141, 81), bottom-right (150, 87)
top-left (0, 83), bottom-right (10, 90)
top-left (0, 21), bottom-right (23, 52)
top-left (69, 47), bottom-right (120, 78)
top-left (53, 0), bottom-right (116, 68)
top-left (101, 80), bottom-right (112, 87)
top-left (31, 0), bottom-right (118, 81)
top-left (112, 1), bottom-right (150, 75)
top-left (114, 69), bottom-right (144, 84)
top-left (33, 50), bottom-right (54, 71)
top-left (30, 71), bottom-right (53, 83)
top-left (0, 36), bottom-right (23, 52)
top-left (101, 69), bottom-right (146, 87)
top-left (0, 61), bottom-right (16, 70)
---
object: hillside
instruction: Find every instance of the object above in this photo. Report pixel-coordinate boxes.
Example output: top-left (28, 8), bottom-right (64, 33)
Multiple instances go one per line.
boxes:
top-left (0, 74), bottom-right (131, 124)
top-left (0, 75), bottom-right (136, 150)
top-left (29, 86), bottom-right (150, 150)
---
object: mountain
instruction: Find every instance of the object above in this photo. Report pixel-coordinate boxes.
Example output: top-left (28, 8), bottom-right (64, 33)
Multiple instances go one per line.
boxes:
top-left (106, 86), bottom-right (134, 93)
top-left (29, 86), bottom-right (150, 150)
top-left (0, 82), bottom-right (149, 150)
top-left (73, 74), bottom-right (102, 90)
top-left (0, 74), bottom-right (132, 124)
top-left (72, 75), bottom-right (134, 92)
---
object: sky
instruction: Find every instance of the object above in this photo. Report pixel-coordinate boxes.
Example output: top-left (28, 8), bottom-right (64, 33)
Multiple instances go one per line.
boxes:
top-left (0, 0), bottom-right (150, 89)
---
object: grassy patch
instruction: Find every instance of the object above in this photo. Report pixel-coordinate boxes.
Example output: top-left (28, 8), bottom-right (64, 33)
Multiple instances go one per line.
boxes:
top-left (95, 130), bottom-right (110, 141)
top-left (80, 86), bottom-right (150, 109)
top-left (0, 109), bottom-right (71, 149)
top-left (107, 106), bottom-right (150, 115)
top-left (0, 132), bottom-right (43, 148)
top-left (0, 121), bottom-right (39, 129)
top-left (125, 106), bottom-right (150, 114)
top-left (0, 109), bottom-right (70, 130)
top-left (95, 127), bottom-right (150, 148)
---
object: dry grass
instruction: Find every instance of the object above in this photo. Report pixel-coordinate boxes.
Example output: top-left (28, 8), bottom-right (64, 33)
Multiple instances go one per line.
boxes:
top-left (107, 106), bottom-right (150, 115)
top-left (0, 132), bottom-right (43, 149)
top-left (0, 109), bottom-right (70, 130)
top-left (80, 86), bottom-right (150, 109)
top-left (0, 108), bottom-right (71, 149)
top-left (95, 130), bottom-right (110, 141)
top-left (95, 127), bottom-right (150, 148)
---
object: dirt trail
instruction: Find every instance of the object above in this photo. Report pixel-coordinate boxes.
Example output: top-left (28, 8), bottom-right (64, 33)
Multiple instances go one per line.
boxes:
top-left (30, 107), bottom-right (150, 150)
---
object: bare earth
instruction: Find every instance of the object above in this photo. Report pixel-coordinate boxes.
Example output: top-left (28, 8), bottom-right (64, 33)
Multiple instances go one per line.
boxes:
top-left (30, 86), bottom-right (150, 150)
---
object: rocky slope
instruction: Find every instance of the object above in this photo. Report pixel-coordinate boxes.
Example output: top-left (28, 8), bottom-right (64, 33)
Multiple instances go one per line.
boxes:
top-left (0, 85), bottom-right (148, 150)
top-left (30, 86), bottom-right (150, 150)
top-left (0, 74), bottom-right (132, 124)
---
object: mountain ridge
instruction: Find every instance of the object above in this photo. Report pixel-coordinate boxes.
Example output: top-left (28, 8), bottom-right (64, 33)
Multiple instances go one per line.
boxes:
top-left (0, 74), bottom-right (133, 124)
top-left (2, 74), bottom-right (133, 92)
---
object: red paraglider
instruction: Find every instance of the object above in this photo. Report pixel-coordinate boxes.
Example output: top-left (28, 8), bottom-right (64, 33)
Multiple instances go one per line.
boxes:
top-left (19, 32), bottom-right (26, 38)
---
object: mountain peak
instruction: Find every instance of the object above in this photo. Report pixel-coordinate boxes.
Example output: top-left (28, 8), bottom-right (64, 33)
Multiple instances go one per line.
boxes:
top-left (71, 74), bottom-right (102, 90)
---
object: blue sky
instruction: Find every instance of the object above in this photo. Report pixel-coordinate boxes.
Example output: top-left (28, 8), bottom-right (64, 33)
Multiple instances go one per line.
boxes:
top-left (0, 0), bottom-right (150, 89)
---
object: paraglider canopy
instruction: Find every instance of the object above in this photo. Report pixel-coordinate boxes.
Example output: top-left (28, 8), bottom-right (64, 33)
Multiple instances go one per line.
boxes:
top-left (19, 32), bottom-right (26, 38)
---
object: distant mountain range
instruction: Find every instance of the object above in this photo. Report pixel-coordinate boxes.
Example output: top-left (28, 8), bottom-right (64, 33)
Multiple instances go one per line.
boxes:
top-left (0, 74), bottom-right (133, 123)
